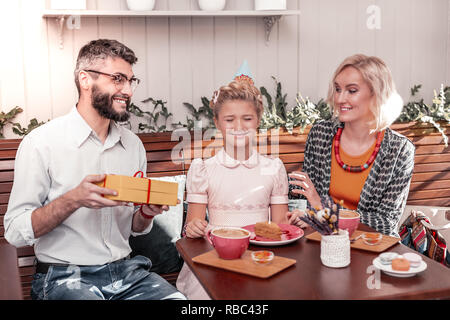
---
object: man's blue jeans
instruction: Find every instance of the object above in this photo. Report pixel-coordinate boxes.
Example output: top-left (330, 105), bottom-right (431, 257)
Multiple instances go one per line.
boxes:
top-left (31, 255), bottom-right (186, 300)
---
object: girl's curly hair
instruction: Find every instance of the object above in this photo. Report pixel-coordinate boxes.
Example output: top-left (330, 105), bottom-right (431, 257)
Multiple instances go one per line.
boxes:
top-left (210, 79), bottom-right (264, 120)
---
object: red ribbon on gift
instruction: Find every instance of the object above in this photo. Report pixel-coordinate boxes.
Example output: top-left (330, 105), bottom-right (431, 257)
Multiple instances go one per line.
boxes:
top-left (133, 171), bottom-right (151, 204)
top-left (102, 174), bottom-right (108, 188)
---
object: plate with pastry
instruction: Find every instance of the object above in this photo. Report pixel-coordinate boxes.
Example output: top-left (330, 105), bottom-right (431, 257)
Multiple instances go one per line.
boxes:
top-left (372, 252), bottom-right (427, 278)
top-left (242, 222), bottom-right (304, 246)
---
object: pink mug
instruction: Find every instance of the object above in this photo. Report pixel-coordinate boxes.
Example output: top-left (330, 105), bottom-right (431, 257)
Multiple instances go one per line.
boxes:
top-left (207, 227), bottom-right (250, 260)
top-left (338, 209), bottom-right (360, 237)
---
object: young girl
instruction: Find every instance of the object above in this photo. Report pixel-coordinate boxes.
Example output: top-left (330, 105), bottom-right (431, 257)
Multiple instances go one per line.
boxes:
top-left (176, 67), bottom-right (291, 299)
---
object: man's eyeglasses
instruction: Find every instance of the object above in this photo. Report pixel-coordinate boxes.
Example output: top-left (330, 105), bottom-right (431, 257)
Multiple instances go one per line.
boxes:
top-left (85, 70), bottom-right (140, 92)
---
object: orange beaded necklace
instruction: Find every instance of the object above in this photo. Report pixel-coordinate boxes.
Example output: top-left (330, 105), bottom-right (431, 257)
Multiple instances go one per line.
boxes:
top-left (334, 127), bottom-right (383, 172)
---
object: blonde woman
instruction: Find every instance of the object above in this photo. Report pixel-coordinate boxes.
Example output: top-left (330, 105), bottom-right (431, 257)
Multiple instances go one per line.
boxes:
top-left (289, 54), bottom-right (415, 237)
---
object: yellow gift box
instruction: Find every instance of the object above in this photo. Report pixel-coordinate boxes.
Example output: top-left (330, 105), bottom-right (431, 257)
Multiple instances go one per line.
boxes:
top-left (96, 174), bottom-right (178, 206)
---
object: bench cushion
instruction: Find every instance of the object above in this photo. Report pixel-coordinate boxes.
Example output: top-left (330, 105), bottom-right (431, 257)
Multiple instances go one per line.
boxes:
top-left (129, 175), bottom-right (186, 274)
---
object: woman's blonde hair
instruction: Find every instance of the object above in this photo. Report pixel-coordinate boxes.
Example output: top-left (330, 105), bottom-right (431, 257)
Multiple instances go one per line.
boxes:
top-left (210, 80), bottom-right (264, 120)
top-left (327, 54), bottom-right (403, 132)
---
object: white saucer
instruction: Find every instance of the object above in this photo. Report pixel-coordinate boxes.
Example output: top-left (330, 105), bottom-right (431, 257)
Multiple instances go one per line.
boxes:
top-left (248, 232), bottom-right (304, 246)
top-left (242, 224), bottom-right (304, 247)
top-left (372, 257), bottom-right (427, 277)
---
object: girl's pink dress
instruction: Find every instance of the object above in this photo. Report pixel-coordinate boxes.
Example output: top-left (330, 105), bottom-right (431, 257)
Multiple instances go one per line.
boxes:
top-left (176, 148), bottom-right (289, 299)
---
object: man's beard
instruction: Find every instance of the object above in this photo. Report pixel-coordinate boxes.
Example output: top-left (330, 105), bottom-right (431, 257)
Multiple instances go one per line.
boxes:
top-left (91, 85), bottom-right (131, 122)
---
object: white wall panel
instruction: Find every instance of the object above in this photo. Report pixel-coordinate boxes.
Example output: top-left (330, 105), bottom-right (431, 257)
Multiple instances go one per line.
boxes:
top-left (0, 0), bottom-right (27, 136)
top-left (0, 0), bottom-right (448, 138)
top-left (214, 17), bottom-right (237, 89)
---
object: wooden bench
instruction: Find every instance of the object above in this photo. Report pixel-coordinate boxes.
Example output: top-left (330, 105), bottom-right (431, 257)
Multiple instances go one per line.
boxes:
top-left (0, 122), bottom-right (449, 299)
top-left (0, 239), bottom-right (22, 300)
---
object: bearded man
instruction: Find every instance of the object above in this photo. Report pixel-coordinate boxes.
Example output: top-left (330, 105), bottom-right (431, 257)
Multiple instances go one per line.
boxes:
top-left (4, 39), bottom-right (186, 300)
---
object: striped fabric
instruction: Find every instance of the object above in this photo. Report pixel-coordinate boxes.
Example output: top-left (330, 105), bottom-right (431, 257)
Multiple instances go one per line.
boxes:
top-left (400, 210), bottom-right (450, 267)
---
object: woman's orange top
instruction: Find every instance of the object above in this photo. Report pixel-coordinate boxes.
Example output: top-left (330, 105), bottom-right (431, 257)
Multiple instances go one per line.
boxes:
top-left (329, 131), bottom-right (385, 210)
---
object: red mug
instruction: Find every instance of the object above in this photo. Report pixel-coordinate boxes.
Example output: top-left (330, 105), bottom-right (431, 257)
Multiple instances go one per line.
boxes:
top-left (207, 227), bottom-right (250, 260)
top-left (338, 209), bottom-right (360, 237)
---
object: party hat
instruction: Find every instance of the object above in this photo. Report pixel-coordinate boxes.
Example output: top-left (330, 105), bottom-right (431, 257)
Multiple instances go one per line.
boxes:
top-left (234, 60), bottom-right (254, 85)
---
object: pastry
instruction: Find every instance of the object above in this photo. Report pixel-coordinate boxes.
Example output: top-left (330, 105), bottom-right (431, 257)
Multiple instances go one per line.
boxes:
top-left (255, 221), bottom-right (282, 241)
top-left (403, 252), bottom-right (422, 268)
top-left (379, 252), bottom-right (399, 265)
top-left (391, 256), bottom-right (410, 271)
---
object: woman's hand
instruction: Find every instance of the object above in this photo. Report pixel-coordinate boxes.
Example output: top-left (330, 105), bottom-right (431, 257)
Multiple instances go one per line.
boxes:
top-left (288, 171), bottom-right (322, 209)
top-left (185, 218), bottom-right (208, 238)
top-left (286, 210), bottom-right (309, 228)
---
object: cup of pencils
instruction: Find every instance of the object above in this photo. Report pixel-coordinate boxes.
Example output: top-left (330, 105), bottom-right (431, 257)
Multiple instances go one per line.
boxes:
top-left (300, 201), bottom-right (350, 268)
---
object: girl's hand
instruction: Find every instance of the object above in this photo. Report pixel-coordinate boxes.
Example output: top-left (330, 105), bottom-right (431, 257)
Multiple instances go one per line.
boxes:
top-left (288, 171), bottom-right (322, 209)
top-left (286, 210), bottom-right (309, 228)
top-left (185, 218), bottom-right (208, 238)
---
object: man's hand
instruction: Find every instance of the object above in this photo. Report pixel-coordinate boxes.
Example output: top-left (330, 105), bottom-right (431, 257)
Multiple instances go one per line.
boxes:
top-left (140, 204), bottom-right (170, 217)
top-left (132, 199), bottom-right (180, 233)
top-left (68, 174), bottom-right (126, 210)
top-left (32, 174), bottom-right (126, 238)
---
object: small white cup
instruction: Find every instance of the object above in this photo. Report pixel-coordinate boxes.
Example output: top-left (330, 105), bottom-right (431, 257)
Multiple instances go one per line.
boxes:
top-left (288, 199), bottom-right (307, 212)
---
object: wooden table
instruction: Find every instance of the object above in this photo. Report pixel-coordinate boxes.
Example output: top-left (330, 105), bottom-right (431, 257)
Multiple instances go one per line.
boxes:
top-left (176, 224), bottom-right (450, 300)
top-left (0, 239), bottom-right (23, 300)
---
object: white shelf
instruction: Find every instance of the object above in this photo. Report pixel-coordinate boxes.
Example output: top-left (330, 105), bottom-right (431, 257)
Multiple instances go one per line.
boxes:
top-left (42, 9), bottom-right (301, 18)
top-left (42, 9), bottom-right (301, 48)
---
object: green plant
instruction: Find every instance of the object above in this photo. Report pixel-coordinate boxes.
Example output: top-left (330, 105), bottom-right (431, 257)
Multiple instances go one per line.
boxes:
top-left (397, 84), bottom-right (450, 146)
top-left (260, 77), bottom-right (330, 133)
top-left (12, 118), bottom-right (46, 136)
top-left (0, 106), bottom-right (46, 138)
top-left (284, 95), bottom-right (331, 134)
top-left (127, 98), bottom-right (173, 133)
top-left (180, 97), bottom-right (215, 131)
top-left (0, 106), bottom-right (23, 138)
top-left (260, 76), bottom-right (288, 122)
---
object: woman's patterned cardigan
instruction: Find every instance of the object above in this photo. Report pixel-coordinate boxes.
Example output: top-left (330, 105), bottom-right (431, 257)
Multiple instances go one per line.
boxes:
top-left (289, 120), bottom-right (415, 237)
